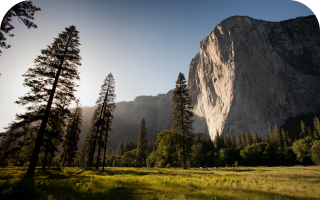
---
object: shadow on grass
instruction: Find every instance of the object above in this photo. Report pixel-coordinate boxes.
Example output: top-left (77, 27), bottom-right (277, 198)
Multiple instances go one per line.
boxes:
top-left (0, 172), bottom-right (138, 200)
top-left (88, 168), bottom-right (170, 177)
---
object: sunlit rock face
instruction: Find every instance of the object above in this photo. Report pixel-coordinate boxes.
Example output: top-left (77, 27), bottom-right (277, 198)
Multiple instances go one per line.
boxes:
top-left (187, 15), bottom-right (320, 139)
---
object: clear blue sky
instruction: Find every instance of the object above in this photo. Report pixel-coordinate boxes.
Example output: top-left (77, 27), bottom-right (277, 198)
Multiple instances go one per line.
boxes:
top-left (0, 0), bottom-right (318, 132)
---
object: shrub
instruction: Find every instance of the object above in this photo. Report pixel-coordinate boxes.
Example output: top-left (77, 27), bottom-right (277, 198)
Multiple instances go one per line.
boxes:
top-left (311, 140), bottom-right (320, 165)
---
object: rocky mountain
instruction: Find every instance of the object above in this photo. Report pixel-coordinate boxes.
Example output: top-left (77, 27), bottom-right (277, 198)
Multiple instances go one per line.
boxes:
top-left (78, 15), bottom-right (320, 148)
top-left (78, 90), bottom-right (174, 149)
top-left (188, 15), bottom-right (320, 139)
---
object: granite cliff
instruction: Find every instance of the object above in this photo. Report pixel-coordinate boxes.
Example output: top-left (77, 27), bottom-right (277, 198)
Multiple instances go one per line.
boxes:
top-left (188, 15), bottom-right (320, 138)
top-left (79, 90), bottom-right (174, 149)
top-left (79, 15), bottom-right (320, 148)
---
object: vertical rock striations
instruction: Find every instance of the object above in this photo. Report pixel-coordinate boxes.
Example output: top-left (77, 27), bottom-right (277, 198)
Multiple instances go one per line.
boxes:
top-left (187, 15), bottom-right (320, 138)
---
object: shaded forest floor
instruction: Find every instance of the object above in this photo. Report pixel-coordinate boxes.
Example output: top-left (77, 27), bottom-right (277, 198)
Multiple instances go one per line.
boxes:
top-left (0, 166), bottom-right (319, 200)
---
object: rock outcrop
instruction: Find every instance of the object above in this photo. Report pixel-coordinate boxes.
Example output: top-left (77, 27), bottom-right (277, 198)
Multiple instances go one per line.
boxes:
top-left (188, 15), bottom-right (320, 138)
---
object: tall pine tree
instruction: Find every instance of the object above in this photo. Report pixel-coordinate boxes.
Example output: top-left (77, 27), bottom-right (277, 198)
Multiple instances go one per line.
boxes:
top-left (100, 74), bottom-right (116, 170)
top-left (136, 118), bottom-right (148, 166)
top-left (12, 26), bottom-right (81, 174)
top-left (171, 72), bottom-right (194, 169)
top-left (88, 73), bottom-right (116, 169)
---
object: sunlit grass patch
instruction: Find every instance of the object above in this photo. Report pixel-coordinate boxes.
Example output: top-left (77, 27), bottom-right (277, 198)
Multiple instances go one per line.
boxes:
top-left (0, 166), bottom-right (319, 199)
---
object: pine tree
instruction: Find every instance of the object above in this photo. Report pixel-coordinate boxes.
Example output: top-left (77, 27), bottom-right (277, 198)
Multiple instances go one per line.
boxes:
top-left (171, 72), bottom-right (194, 169)
top-left (273, 123), bottom-right (282, 148)
top-left (301, 120), bottom-right (308, 139)
top-left (100, 74), bottom-right (116, 170)
top-left (246, 131), bottom-right (252, 146)
top-left (236, 133), bottom-right (241, 148)
top-left (79, 107), bottom-right (100, 167)
top-left (136, 118), bottom-right (148, 166)
top-left (148, 138), bottom-right (155, 154)
top-left (231, 135), bottom-right (236, 148)
top-left (214, 131), bottom-right (221, 150)
top-left (252, 130), bottom-right (259, 144)
top-left (268, 121), bottom-right (273, 137)
top-left (0, 1), bottom-right (41, 55)
top-left (241, 132), bottom-right (246, 147)
top-left (281, 128), bottom-right (288, 148)
top-left (10, 26), bottom-right (81, 174)
top-left (88, 73), bottom-right (116, 169)
top-left (314, 117), bottom-right (320, 139)
top-left (265, 134), bottom-right (270, 143)
top-left (61, 100), bottom-right (83, 167)
top-left (42, 108), bottom-right (65, 169)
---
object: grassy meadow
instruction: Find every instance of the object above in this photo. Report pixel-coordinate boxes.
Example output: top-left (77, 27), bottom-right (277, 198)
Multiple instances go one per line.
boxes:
top-left (0, 166), bottom-right (319, 200)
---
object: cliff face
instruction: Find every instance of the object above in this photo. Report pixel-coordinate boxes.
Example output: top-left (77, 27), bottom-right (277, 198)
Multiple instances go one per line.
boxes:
top-left (187, 15), bottom-right (320, 138)
top-left (114, 90), bottom-right (174, 131)
top-left (79, 90), bottom-right (174, 149)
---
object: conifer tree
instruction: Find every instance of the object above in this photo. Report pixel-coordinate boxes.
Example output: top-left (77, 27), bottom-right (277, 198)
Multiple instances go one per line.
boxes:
top-left (11, 26), bottom-right (81, 174)
top-left (273, 123), bottom-right (282, 148)
top-left (241, 132), bottom-right (246, 147)
top-left (314, 117), bottom-right (320, 139)
top-left (117, 141), bottom-right (125, 156)
top-left (0, 1), bottom-right (41, 55)
top-left (61, 100), bottom-right (83, 166)
top-left (214, 131), bottom-right (221, 150)
top-left (300, 120), bottom-right (308, 139)
top-left (236, 133), bottom-right (241, 148)
top-left (252, 130), bottom-right (259, 144)
top-left (80, 107), bottom-right (99, 167)
top-left (231, 135), bottom-right (236, 148)
top-left (281, 128), bottom-right (288, 148)
top-left (171, 72), bottom-right (194, 169)
top-left (136, 118), bottom-right (148, 166)
top-left (246, 131), bottom-right (252, 146)
top-left (268, 121), bottom-right (273, 136)
top-left (42, 109), bottom-right (65, 169)
top-left (223, 133), bottom-right (231, 148)
top-left (265, 134), bottom-right (270, 143)
top-left (100, 74), bottom-right (116, 170)
top-left (88, 73), bottom-right (116, 168)
top-left (148, 138), bottom-right (155, 154)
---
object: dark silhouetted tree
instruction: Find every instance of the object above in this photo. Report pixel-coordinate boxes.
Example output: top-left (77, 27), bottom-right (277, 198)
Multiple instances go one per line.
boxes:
top-left (23, 25), bottom-right (81, 174)
top-left (100, 73), bottom-right (116, 170)
top-left (171, 72), bottom-right (194, 169)
top-left (61, 100), bottom-right (83, 167)
top-left (0, 1), bottom-right (41, 55)
top-left (87, 73), bottom-right (116, 169)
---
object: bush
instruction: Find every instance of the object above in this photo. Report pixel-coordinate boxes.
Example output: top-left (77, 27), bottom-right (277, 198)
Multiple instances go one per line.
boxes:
top-left (292, 137), bottom-right (313, 164)
top-left (311, 140), bottom-right (320, 165)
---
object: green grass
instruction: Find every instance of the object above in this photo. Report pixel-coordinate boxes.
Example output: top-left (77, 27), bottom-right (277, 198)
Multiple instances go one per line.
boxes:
top-left (0, 166), bottom-right (320, 200)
